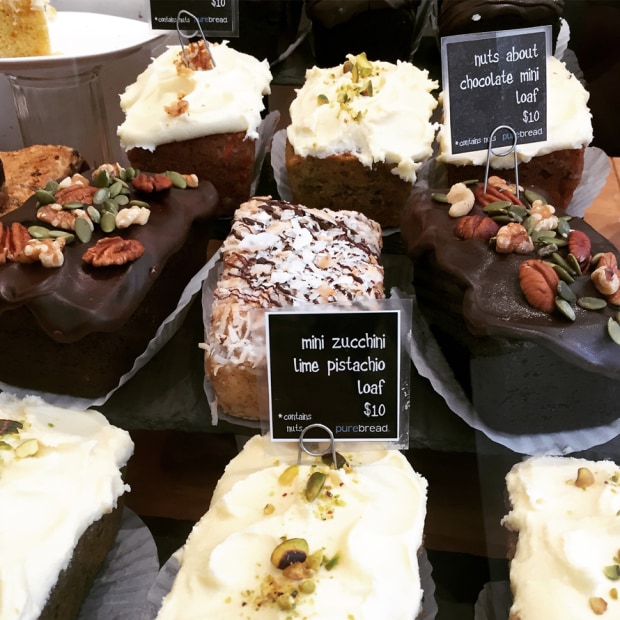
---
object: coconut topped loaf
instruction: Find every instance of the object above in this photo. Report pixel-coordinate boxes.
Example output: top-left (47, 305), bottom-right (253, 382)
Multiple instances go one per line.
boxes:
top-left (0, 392), bottom-right (134, 620)
top-left (155, 433), bottom-right (428, 620)
top-left (203, 196), bottom-right (385, 420)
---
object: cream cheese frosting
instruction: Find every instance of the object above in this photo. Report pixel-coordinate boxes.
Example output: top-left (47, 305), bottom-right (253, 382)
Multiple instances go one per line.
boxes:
top-left (0, 393), bottom-right (134, 620)
top-left (156, 433), bottom-right (428, 620)
top-left (502, 456), bottom-right (620, 620)
top-left (437, 56), bottom-right (592, 167)
top-left (117, 41), bottom-right (272, 151)
top-left (286, 53), bottom-right (439, 184)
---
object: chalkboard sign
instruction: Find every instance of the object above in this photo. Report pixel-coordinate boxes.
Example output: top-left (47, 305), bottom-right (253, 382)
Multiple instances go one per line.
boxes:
top-left (441, 26), bottom-right (550, 155)
top-left (149, 0), bottom-right (239, 36)
top-left (266, 309), bottom-right (402, 443)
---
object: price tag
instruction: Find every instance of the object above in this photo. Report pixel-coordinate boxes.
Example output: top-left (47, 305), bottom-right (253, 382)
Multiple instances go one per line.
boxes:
top-left (441, 26), bottom-right (550, 154)
top-left (149, 0), bottom-right (239, 36)
top-left (266, 308), bottom-right (403, 443)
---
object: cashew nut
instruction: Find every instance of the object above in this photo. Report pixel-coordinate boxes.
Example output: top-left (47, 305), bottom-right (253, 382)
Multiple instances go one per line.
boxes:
top-left (446, 182), bottom-right (475, 217)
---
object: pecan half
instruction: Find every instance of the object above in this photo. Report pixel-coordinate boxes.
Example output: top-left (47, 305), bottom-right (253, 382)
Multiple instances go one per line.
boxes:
top-left (454, 214), bottom-right (499, 241)
top-left (82, 237), bottom-right (144, 267)
top-left (131, 173), bottom-right (173, 193)
top-left (519, 259), bottom-right (560, 313)
top-left (54, 184), bottom-right (97, 206)
top-left (37, 204), bottom-right (81, 230)
top-left (2, 222), bottom-right (34, 263)
top-left (567, 229), bottom-right (592, 272)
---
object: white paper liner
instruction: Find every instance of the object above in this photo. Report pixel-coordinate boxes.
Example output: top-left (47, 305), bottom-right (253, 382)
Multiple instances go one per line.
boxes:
top-left (143, 547), bottom-right (437, 620)
top-left (78, 507), bottom-right (160, 620)
top-left (474, 581), bottom-right (513, 620)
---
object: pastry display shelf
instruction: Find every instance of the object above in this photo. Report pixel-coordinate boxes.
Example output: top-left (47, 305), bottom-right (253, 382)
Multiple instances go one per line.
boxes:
top-left (123, 158), bottom-right (620, 578)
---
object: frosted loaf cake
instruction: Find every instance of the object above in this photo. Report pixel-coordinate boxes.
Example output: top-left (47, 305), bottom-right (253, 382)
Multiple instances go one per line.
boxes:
top-left (155, 433), bottom-right (428, 619)
top-left (502, 456), bottom-right (620, 620)
top-left (203, 196), bottom-right (384, 420)
top-left (285, 52), bottom-right (438, 227)
top-left (436, 56), bottom-right (593, 210)
top-left (0, 392), bottom-right (134, 620)
top-left (118, 40), bottom-right (272, 216)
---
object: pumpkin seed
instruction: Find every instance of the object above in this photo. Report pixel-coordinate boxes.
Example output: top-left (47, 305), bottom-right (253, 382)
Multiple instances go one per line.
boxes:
top-left (557, 218), bottom-right (571, 239)
top-left (431, 192), bottom-right (449, 204)
top-left (548, 262), bottom-right (575, 284)
top-left (114, 194), bottom-right (130, 206)
top-left (557, 280), bottom-right (576, 303)
top-left (100, 211), bottom-right (116, 233)
top-left (492, 215), bottom-right (514, 224)
top-left (44, 180), bottom-right (59, 194)
top-left (93, 187), bottom-right (110, 205)
top-left (164, 171), bottom-right (188, 189)
top-left (86, 205), bottom-right (101, 224)
top-left (551, 251), bottom-right (578, 276)
top-left (74, 217), bottom-right (93, 243)
top-left (129, 199), bottom-right (151, 209)
top-left (48, 230), bottom-right (75, 243)
top-left (577, 296), bottom-right (607, 311)
top-left (34, 189), bottom-right (57, 205)
top-left (608, 318), bottom-right (620, 345)
top-left (604, 565), bottom-right (620, 581)
top-left (94, 169), bottom-right (111, 188)
top-left (462, 179), bottom-right (479, 186)
top-left (555, 297), bottom-right (576, 321)
top-left (102, 199), bottom-right (118, 214)
top-left (62, 201), bottom-right (84, 210)
top-left (483, 200), bottom-right (512, 214)
top-left (508, 205), bottom-right (528, 221)
top-left (524, 189), bottom-right (546, 205)
top-left (109, 180), bottom-right (124, 198)
top-left (120, 167), bottom-right (136, 181)
top-left (553, 238), bottom-right (568, 248)
top-left (566, 253), bottom-right (582, 276)
top-left (537, 244), bottom-right (558, 258)
top-left (28, 225), bottom-right (52, 239)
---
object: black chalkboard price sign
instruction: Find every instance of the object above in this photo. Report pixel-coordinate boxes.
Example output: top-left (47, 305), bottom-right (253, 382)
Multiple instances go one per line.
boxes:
top-left (266, 310), bottom-right (401, 442)
top-left (149, 0), bottom-right (238, 35)
top-left (441, 26), bottom-right (550, 154)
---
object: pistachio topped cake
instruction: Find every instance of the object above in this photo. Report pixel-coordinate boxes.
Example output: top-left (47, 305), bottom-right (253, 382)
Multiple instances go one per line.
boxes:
top-left (155, 434), bottom-right (428, 619)
top-left (0, 392), bottom-right (134, 620)
top-left (285, 52), bottom-right (438, 227)
top-left (502, 456), bottom-right (620, 620)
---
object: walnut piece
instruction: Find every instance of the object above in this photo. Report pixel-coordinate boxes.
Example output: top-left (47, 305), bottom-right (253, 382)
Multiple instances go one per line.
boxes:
top-left (82, 236), bottom-right (144, 267)
top-left (23, 237), bottom-right (66, 268)
top-left (495, 222), bottom-right (534, 254)
top-left (37, 204), bottom-right (82, 230)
